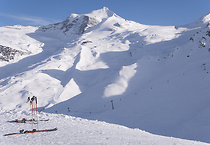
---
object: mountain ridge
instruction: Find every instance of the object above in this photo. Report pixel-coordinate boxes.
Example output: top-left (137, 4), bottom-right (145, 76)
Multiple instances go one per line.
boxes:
top-left (38, 7), bottom-right (118, 35)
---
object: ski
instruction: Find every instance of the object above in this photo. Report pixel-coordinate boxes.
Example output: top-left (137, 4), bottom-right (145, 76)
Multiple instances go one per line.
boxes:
top-left (7, 118), bottom-right (49, 123)
top-left (4, 128), bottom-right (57, 136)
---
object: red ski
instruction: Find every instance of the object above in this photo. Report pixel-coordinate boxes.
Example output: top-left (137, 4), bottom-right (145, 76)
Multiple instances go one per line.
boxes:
top-left (4, 128), bottom-right (57, 136)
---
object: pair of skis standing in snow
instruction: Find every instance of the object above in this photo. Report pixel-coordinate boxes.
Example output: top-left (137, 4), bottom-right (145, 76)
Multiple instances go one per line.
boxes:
top-left (4, 96), bottom-right (57, 136)
top-left (7, 96), bottom-right (38, 124)
top-left (27, 96), bottom-right (38, 124)
top-left (27, 96), bottom-right (39, 129)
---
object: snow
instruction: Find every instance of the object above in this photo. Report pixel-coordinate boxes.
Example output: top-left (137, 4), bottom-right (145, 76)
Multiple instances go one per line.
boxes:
top-left (0, 7), bottom-right (210, 144)
top-left (202, 13), bottom-right (210, 24)
top-left (0, 111), bottom-right (208, 145)
top-left (103, 63), bottom-right (137, 98)
top-left (0, 26), bottom-right (42, 66)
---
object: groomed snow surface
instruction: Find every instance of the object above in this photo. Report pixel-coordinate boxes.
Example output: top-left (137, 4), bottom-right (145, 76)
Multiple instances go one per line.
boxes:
top-left (0, 111), bottom-right (208, 145)
top-left (0, 7), bottom-right (210, 144)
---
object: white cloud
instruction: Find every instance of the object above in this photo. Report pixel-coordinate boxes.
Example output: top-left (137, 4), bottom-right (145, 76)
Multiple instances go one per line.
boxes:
top-left (0, 13), bottom-right (58, 26)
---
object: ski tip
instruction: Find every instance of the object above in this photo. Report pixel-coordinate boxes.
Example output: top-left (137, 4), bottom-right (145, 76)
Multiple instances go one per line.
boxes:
top-left (51, 128), bottom-right (58, 131)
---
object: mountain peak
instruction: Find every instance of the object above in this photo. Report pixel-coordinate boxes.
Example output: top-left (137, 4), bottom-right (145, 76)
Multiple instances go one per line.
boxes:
top-left (202, 12), bottom-right (210, 24)
top-left (102, 6), bottom-right (109, 11)
top-left (182, 12), bottom-right (210, 28)
top-left (86, 7), bottom-right (115, 21)
top-left (38, 7), bottom-right (117, 34)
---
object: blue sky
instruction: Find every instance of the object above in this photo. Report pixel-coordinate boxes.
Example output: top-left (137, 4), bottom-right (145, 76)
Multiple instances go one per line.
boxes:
top-left (0, 0), bottom-right (209, 27)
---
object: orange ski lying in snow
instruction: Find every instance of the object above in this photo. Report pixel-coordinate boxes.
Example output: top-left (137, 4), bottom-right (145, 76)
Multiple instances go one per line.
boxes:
top-left (4, 128), bottom-right (57, 136)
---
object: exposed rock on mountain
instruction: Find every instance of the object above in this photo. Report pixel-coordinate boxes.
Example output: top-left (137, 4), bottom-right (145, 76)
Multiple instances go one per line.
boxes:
top-left (38, 7), bottom-right (117, 35)
top-left (0, 45), bottom-right (26, 62)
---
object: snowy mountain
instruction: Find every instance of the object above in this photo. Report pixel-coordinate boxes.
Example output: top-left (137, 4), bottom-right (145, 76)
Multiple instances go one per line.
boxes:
top-left (0, 7), bottom-right (210, 144)
top-left (38, 7), bottom-right (115, 35)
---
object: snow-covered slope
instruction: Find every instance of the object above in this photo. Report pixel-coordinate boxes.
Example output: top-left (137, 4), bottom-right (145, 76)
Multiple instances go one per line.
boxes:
top-left (0, 25), bottom-right (43, 66)
top-left (0, 7), bottom-right (210, 144)
top-left (1, 111), bottom-right (207, 145)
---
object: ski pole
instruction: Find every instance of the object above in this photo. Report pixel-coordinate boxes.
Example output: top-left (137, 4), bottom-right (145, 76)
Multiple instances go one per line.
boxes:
top-left (35, 97), bottom-right (38, 129)
top-left (31, 101), bottom-right (33, 129)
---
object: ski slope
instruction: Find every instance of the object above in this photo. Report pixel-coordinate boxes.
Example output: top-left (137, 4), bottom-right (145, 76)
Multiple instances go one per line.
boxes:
top-left (0, 110), bottom-right (208, 145)
top-left (0, 7), bottom-right (210, 144)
